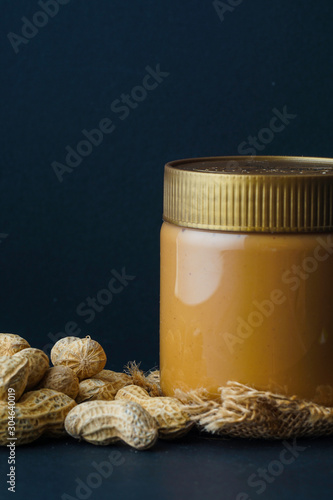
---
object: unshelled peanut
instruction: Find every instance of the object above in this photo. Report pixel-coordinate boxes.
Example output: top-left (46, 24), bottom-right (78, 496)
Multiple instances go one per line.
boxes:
top-left (76, 378), bottom-right (116, 403)
top-left (0, 333), bottom-right (30, 356)
top-left (51, 336), bottom-right (107, 380)
top-left (0, 356), bottom-right (29, 401)
top-left (116, 385), bottom-right (193, 438)
top-left (65, 400), bottom-right (158, 449)
top-left (92, 369), bottom-right (132, 395)
top-left (50, 336), bottom-right (79, 365)
top-left (38, 366), bottom-right (80, 399)
top-left (0, 388), bottom-right (76, 445)
top-left (14, 348), bottom-right (49, 391)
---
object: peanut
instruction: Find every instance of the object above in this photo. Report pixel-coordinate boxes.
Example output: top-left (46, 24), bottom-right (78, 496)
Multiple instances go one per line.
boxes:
top-left (38, 366), bottom-right (80, 399)
top-left (76, 379), bottom-right (116, 403)
top-left (50, 336), bottom-right (79, 365)
top-left (92, 369), bottom-right (132, 394)
top-left (116, 385), bottom-right (193, 438)
top-left (0, 356), bottom-right (29, 401)
top-left (51, 336), bottom-right (107, 380)
top-left (65, 400), bottom-right (158, 450)
top-left (0, 388), bottom-right (76, 445)
top-left (13, 348), bottom-right (49, 391)
top-left (0, 333), bottom-right (30, 356)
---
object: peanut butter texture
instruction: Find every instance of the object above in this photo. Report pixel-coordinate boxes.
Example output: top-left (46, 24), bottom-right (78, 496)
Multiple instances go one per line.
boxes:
top-left (160, 221), bottom-right (333, 406)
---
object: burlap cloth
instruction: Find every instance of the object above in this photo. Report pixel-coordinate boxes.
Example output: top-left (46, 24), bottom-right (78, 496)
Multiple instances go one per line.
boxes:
top-left (127, 364), bottom-right (333, 439)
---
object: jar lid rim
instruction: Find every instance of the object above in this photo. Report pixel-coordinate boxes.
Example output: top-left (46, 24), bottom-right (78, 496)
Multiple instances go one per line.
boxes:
top-left (166, 156), bottom-right (333, 176)
top-left (163, 156), bottom-right (333, 232)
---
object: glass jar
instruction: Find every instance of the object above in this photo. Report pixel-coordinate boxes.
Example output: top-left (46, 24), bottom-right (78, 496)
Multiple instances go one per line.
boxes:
top-left (160, 156), bottom-right (333, 407)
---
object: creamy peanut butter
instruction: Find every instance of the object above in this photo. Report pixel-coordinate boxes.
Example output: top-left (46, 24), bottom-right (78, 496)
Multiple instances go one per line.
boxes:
top-left (160, 157), bottom-right (333, 406)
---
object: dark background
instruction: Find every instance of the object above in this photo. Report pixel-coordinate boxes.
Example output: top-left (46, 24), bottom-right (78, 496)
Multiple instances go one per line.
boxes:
top-left (1, 1), bottom-right (333, 500)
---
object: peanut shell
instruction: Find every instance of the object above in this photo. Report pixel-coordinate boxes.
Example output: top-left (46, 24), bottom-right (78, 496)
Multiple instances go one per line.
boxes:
top-left (0, 333), bottom-right (30, 356)
top-left (76, 378), bottom-right (116, 403)
top-left (65, 400), bottom-right (158, 450)
top-left (14, 348), bottom-right (49, 391)
top-left (50, 336), bottom-right (79, 365)
top-left (0, 388), bottom-right (76, 445)
top-left (38, 366), bottom-right (79, 399)
top-left (0, 355), bottom-right (29, 401)
top-left (116, 385), bottom-right (193, 438)
top-left (92, 369), bottom-right (132, 394)
top-left (51, 336), bottom-right (107, 380)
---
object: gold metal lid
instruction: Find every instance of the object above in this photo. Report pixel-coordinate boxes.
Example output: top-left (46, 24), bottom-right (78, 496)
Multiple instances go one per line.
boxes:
top-left (163, 156), bottom-right (333, 232)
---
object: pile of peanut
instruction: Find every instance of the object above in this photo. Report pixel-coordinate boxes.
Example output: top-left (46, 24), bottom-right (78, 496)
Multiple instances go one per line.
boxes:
top-left (0, 333), bottom-right (192, 450)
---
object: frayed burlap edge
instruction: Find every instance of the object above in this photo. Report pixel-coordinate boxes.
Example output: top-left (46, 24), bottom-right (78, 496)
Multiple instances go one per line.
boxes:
top-left (124, 362), bottom-right (162, 397)
top-left (127, 364), bottom-right (333, 439)
top-left (175, 382), bottom-right (333, 439)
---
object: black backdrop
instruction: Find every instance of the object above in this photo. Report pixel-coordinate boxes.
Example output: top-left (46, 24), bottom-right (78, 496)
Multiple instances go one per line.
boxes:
top-left (1, 0), bottom-right (333, 371)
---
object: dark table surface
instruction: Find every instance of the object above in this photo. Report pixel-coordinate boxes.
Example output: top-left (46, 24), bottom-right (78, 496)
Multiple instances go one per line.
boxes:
top-left (1, 430), bottom-right (332, 500)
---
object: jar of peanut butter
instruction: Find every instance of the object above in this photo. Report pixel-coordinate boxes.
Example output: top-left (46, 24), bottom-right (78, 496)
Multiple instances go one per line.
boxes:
top-left (160, 156), bottom-right (333, 406)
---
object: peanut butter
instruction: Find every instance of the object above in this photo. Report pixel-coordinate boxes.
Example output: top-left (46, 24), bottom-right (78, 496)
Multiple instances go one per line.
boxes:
top-left (160, 157), bottom-right (333, 406)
